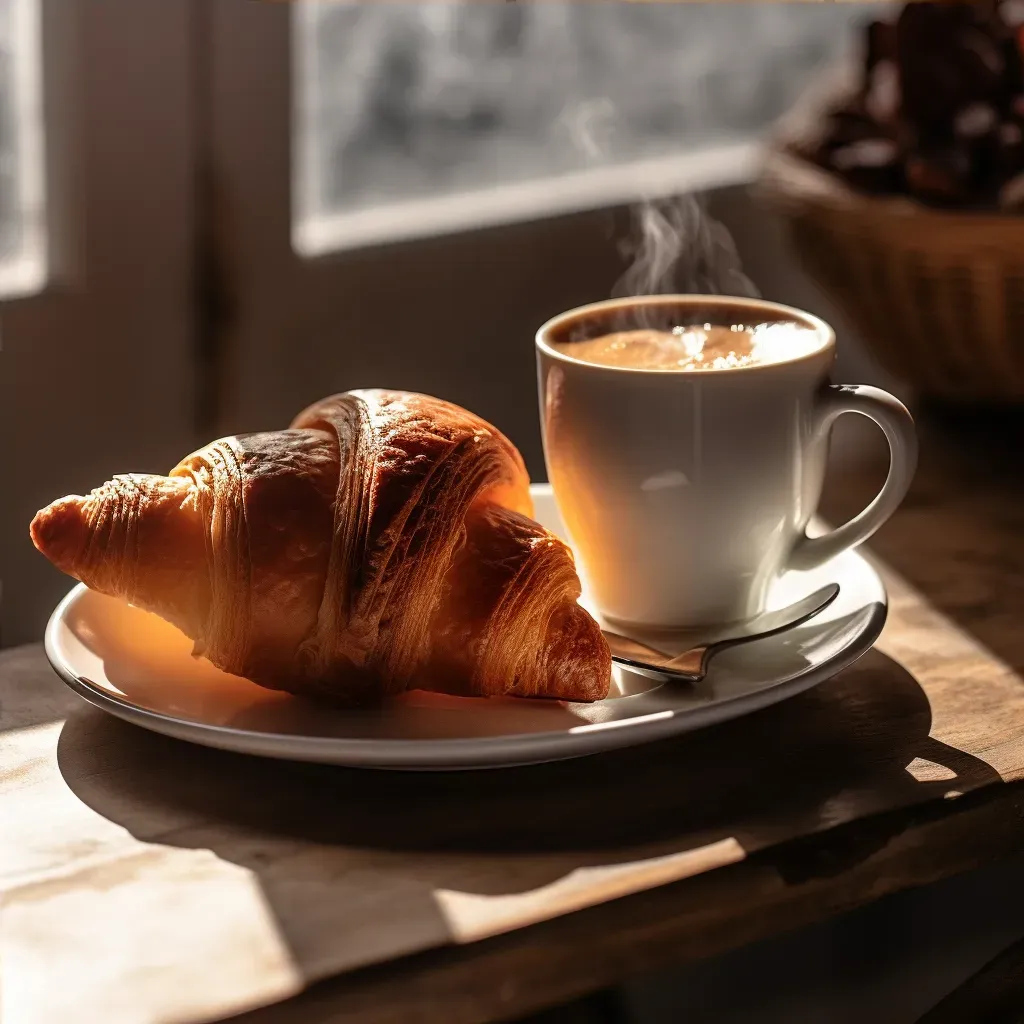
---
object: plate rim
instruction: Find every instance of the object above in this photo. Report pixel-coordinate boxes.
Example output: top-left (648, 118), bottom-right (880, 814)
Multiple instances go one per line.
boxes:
top-left (43, 486), bottom-right (889, 769)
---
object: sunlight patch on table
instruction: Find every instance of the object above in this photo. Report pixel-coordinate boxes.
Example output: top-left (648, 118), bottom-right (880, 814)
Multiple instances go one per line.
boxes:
top-left (434, 837), bottom-right (746, 944)
top-left (1, 719), bottom-right (302, 1024)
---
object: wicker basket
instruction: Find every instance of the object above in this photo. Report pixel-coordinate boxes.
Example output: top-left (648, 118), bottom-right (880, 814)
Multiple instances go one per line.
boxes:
top-left (756, 146), bottom-right (1024, 403)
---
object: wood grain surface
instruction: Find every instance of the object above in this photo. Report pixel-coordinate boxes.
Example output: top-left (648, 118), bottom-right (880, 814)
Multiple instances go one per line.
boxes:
top-left (4, 413), bottom-right (1024, 1024)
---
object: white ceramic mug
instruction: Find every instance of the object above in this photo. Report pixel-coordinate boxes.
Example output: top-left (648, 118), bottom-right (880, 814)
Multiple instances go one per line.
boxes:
top-left (536, 295), bottom-right (917, 629)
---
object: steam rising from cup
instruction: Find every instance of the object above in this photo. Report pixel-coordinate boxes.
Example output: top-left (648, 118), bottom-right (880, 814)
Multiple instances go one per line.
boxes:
top-left (559, 97), bottom-right (759, 301)
top-left (612, 196), bottom-right (759, 300)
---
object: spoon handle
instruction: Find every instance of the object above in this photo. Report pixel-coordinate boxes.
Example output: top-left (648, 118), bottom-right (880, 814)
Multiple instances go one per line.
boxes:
top-left (663, 583), bottom-right (841, 678)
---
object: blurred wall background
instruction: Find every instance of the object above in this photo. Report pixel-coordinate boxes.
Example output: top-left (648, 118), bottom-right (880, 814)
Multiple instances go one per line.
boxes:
top-left (1, 0), bottom-right (889, 645)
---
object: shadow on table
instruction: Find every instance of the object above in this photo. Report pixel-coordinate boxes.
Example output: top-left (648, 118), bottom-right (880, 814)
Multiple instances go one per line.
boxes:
top-left (56, 645), bottom-right (1002, 974)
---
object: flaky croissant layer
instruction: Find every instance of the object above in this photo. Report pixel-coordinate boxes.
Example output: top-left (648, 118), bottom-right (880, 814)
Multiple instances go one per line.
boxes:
top-left (32, 390), bottom-right (611, 704)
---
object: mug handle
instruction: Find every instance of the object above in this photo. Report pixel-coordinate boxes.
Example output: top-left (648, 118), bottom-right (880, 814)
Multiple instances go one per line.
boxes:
top-left (789, 384), bottom-right (918, 572)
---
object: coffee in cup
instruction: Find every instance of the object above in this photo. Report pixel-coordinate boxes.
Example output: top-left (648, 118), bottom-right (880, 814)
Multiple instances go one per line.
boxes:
top-left (552, 321), bottom-right (823, 372)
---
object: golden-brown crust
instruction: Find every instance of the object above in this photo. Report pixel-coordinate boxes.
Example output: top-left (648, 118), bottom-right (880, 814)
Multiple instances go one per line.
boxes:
top-left (30, 474), bottom-right (208, 640)
top-left (431, 503), bottom-right (610, 701)
top-left (30, 390), bottom-right (610, 703)
top-left (171, 429), bottom-right (340, 690)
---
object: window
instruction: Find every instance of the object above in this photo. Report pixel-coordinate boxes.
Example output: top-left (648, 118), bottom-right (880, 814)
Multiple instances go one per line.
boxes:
top-left (0, 0), bottom-right (45, 296)
top-left (294, 1), bottom-right (870, 255)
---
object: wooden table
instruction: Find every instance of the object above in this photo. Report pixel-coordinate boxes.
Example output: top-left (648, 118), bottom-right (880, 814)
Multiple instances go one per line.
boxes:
top-left (4, 410), bottom-right (1024, 1024)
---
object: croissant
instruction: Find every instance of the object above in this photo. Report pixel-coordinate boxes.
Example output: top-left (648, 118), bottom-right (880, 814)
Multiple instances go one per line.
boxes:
top-left (30, 390), bottom-right (610, 705)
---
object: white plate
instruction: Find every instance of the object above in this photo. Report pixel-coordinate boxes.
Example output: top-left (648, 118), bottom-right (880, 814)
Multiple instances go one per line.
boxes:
top-left (45, 484), bottom-right (887, 770)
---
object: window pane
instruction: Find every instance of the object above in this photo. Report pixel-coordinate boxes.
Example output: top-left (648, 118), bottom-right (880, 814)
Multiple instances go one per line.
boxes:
top-left (0, 0), bottom-right (45, 297)
top-left (294, 1), bottom-right (872, 253)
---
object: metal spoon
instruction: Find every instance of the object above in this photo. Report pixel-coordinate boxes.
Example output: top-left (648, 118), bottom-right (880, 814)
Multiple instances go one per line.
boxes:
top-left (602, 583), bottom-right (840, 682)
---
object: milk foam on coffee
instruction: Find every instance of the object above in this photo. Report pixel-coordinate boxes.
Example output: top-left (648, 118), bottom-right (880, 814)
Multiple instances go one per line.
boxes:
top-left (556, 322), bottom-right (821, 371)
